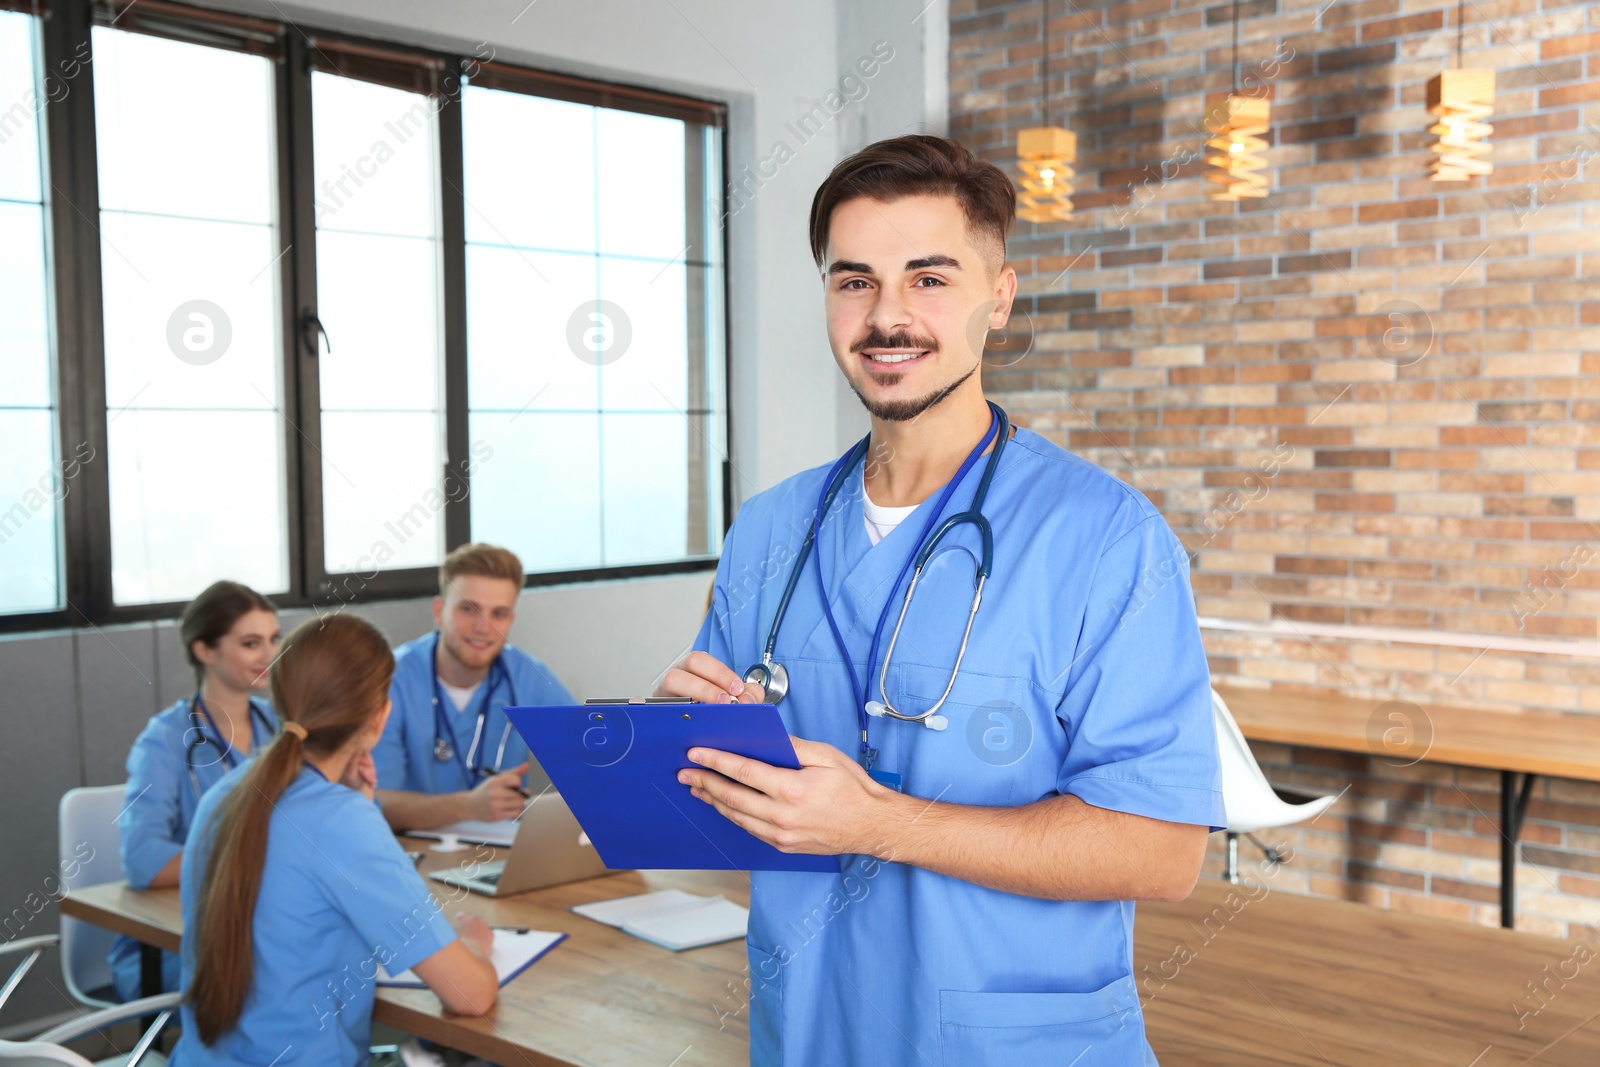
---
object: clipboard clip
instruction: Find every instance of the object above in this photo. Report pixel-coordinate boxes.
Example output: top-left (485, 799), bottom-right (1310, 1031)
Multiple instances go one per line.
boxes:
top-left (584, 697), bottom-right (695, 705)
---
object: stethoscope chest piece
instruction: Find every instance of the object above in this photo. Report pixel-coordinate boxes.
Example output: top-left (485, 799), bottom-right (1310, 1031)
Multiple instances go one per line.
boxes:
top-left (433, 734), bottom-right (454, 763)
top-left (743, 658), bottom-right (789, 705)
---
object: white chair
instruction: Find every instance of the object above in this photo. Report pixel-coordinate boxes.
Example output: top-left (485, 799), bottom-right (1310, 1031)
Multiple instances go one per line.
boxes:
top-left (58, 787), bottom-right (129, 1008)
top-left (1212, 688), bottom-right (1338, 883)
top-left (0, 935), bottom-right (174, 1066)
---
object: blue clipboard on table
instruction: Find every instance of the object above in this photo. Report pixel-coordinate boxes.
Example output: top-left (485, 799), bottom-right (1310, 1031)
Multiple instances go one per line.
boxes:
top-left (504, 701), bottom-right (837, 873)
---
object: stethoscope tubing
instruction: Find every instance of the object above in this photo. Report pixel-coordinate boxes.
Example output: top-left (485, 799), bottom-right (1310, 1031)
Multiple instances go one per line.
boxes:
top-left (430, 631), bottom-right (519, 779)
top-left (751, 402), bottom-right (1009, 757)
top-left (184, 693), bottom-right (277, 796)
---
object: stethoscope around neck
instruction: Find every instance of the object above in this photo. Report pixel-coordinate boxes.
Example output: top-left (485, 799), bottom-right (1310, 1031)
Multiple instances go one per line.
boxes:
top-left (429, 630), bottom-right (519, 778)
top-left (185, 691), bottom-right (278, 797)
top-left (743, 402), bottom-right (1009, 755)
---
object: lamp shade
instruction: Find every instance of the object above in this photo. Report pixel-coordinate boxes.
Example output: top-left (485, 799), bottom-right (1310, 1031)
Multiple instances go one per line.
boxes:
top-left (1015, 125), bottom-right (1076, 223)
top-left (1204, 94), bottom-right (1272, 201)
top-left (1426, 69), bottom-right (1494, 181)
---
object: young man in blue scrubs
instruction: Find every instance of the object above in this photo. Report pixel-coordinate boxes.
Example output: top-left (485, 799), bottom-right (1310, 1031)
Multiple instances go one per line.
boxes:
top-left (374, 543), bottom-right (576, 831)
top-left (664, 136), bottom-right (1223, 1066)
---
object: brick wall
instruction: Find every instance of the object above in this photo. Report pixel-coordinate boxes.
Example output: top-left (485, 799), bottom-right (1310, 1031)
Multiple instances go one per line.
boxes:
top-left (948, 0), bottom-right (1600, 935)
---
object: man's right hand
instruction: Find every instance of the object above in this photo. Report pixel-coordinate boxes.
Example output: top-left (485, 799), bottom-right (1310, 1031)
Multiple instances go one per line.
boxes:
top-left (465, 761), bottom-right (530, 821)
top-left (654, 650), bottom-right (766, 704)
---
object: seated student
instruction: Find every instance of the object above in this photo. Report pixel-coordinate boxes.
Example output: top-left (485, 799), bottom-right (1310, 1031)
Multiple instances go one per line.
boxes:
top-left (111, 580), bottom-right (280, 1002)
top-left (374, 543), bottom-right (575, 831)
top-left (171, 613), bottom-right (497, 1066)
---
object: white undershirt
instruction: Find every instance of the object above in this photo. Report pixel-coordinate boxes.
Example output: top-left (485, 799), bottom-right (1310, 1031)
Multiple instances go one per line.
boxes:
top-left (439, 680), bottom-right (482, 712)
top-left (863, 493), bottom-right (919, 546)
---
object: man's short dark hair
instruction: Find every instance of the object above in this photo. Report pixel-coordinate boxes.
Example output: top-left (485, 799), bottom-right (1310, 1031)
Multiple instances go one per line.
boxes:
top-left (808, 135), bottom-right (1016, 274)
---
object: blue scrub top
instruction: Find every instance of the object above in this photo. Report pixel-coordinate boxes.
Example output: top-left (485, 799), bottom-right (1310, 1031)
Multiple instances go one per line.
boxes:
top-left (168, 764), bottom-right (456, 1067)
top-left (111, 695), bottom-right (277, 1002)
top-left (373, 633), bottom-right (575, 795)
top-left (693, 426), bottom-right (1224, 1067)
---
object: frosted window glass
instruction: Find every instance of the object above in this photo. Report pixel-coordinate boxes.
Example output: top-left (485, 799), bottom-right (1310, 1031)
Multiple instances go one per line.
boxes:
top-left (312, 72), bottom-right (438, 239)
top-left (0, 12), bottom-right (43, 203)
top-left (601, 413), bottom-right (688, 566)
top-left (0, 13), bottom-right (61, 615)
top-left (597, 257), bottom-right (688, 412)
top-left (95, 29), bottom-right (286, 604)
top-left (92, 28), bottom-right (274, 224)
top-left (461, 84), bottom-right (723, 574)
top-left (596, 108), bottom-right (684, 260)
top-left (0, 203), bottom-right (51, 407)
top-left (320, 412), bottom-right (443, 571)
top-left (108, 410), bottom-right (286, 604)
top-left (0, 411), bottom-right (67, 614)
top-left (466, 245), bottom-right (598, 413)
top-left (312, 74), bottom-right (444, 575)
top-left (99, 212), bottom-right (280, 411)
top-left (315, 230), bottom-right (440, 411)
top-left (462, 86), bottom-right (596, 254)
top-left (468, 411), bottom-right (600, 573)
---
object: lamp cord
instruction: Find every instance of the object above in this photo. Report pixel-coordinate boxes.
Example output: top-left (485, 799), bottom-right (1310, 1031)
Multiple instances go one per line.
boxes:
top-left (1041, 0), bottom-right (1050, 127)
top-left (1232, 0), bottom-right (1241, 95)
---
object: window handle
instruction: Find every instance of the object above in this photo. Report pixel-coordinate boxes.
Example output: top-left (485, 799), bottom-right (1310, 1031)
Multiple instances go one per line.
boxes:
top-left (301, 312), bottom-right (332, 358)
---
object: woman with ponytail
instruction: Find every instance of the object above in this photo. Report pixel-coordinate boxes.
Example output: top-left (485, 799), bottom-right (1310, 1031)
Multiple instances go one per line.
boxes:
top-left (169, 614), bottom-right (498, 1066)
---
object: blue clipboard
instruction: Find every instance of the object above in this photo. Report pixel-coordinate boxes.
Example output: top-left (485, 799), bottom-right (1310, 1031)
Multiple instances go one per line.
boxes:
top-left (504, 702), bottom-right (837, 873)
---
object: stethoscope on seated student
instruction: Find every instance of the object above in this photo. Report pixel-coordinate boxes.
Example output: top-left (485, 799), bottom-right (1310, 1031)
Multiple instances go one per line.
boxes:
top-left (427, 630), bottom-right (521, 778)
top-left (743, 400), bottom-right (1010, 778)
top-left (184, 690), bottom-right (280, 797)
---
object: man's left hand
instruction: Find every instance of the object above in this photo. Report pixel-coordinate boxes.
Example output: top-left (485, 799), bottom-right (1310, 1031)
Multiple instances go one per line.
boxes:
top-left (678, 737), bottom-right (893, 856)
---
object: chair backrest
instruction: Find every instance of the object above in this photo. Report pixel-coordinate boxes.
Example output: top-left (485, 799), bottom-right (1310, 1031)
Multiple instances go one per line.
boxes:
top-left (1210, 689), bottom-right (1290, 831)
top-left (57, 786), bottom-right (127, 1007)
top-left (0, 1039), bottom-right (95, 1067)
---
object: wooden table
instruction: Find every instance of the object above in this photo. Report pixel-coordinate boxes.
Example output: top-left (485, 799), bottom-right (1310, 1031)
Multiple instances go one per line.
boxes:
top-left (65, 849), bottom-right (750, 1066)
top-left (1217, 682), bottom-right (1600, 928)
top-left (61, 854), bottom-right (1600, 1065)
top-left (1142, 875), bottom-right (1600, 1066)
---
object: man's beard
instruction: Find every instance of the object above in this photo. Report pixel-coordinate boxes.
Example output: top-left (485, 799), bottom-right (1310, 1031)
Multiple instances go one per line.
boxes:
top-left (846, 327), bottom-right (980, 423)
top-left (850, 362), bottom-right (977, 423)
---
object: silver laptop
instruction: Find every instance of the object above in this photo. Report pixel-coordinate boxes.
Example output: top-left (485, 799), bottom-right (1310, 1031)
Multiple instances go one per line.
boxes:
top-left (428, 792), bottom-right (612, 897)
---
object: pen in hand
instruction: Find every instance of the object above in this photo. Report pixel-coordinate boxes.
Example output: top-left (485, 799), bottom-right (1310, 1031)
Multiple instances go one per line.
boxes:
top-left (478, 766), bottom-right (532, 799)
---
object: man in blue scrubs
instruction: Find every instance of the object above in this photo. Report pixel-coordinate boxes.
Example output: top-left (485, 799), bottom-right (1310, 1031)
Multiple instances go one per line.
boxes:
top-left (665, 136), bottom-right (1223, 1065)
top-left (374, 543), bottom-right (576, 830)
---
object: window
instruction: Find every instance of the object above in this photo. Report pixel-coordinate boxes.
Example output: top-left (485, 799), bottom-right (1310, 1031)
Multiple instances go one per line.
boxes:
top-left (1, 0), bottom-right (727, 629)
top-left (311, 70), bottom-right (446, 575)
top-left (463, 85), bottom-right (725, 572)
top-left (0, 8), bottom-right (63, 615)
top-left (93, 24), bottom-right (288, 604)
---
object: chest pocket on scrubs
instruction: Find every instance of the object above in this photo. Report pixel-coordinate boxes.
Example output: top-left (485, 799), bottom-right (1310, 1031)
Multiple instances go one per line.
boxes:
top-left (938, 975), bottom-right (1149, 1067)
top-left (889, 659), bottom-right (1047, 807)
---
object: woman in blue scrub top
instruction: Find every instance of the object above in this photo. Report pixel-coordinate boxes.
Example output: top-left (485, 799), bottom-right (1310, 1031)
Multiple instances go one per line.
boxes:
top-left (664, 136), bottom-right (1224, 1066)
top-left (171, 613), bottom-right (497, 1067)
top-left (111, 580), bottom-right (281, 1001)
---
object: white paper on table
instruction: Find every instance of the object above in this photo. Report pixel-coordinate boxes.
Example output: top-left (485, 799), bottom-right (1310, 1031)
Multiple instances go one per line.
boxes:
top-left (572, 889), bottom-right (747, 951)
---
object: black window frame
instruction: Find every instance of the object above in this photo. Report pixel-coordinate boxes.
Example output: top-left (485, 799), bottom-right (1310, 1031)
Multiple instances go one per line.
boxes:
top-left (2, 0), bottom-right (731, 634)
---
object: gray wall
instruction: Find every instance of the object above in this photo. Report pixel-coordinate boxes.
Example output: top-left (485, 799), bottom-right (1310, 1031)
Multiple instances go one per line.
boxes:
top-left (1, 0), bottom-right (946, 1033)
